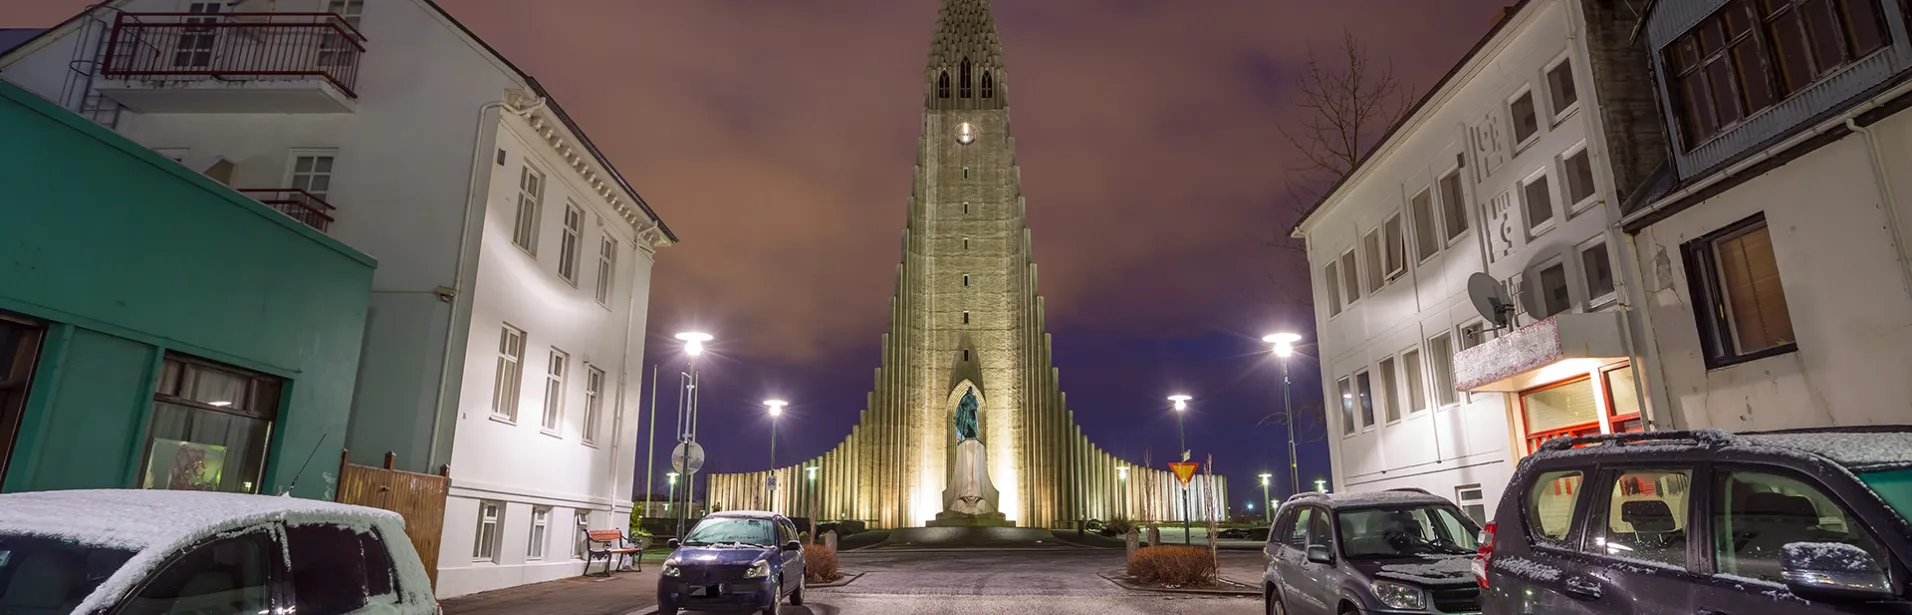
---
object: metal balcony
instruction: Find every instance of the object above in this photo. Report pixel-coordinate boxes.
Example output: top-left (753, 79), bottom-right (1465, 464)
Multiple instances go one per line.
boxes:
top-left (237, 189), bottom-right (336, 232)
top-left (97, 12), bottom-right (365, 114)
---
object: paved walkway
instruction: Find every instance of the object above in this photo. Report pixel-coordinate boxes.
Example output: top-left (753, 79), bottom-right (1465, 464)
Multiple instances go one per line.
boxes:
top-left (439, 567), bottom-right (659, 615)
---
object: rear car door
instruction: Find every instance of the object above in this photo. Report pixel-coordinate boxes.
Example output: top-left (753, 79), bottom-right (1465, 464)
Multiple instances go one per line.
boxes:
top-left (1271, 506), bottom-right (1324, 612)
top-left (1566, 465), bottom-right (1702, 615)
top-left (1692, 464), bottom-right (1906, 615)
top-left (114, 528), bottom-right (284, 614)
top-left (283, 522), bottom-right (411, 614)
top-left (778, 519), bottom-right (802, 589)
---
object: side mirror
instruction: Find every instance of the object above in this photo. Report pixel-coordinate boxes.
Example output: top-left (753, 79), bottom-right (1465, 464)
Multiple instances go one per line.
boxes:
top-left (1306, 544), bottom-right (1334, 565)
top-left (783, 540), bottom-right (803, 552)
top-left (666, 538), bottom-right (680, 549)
top-left (1782, 542), bottom-right (1895, 603)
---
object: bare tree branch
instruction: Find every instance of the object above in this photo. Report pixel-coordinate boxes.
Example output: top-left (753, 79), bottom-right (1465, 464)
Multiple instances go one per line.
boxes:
top-left (1277, 30), bottom-right (1416, 215)
top-left (1257, 401), bottom-right (1328, 444)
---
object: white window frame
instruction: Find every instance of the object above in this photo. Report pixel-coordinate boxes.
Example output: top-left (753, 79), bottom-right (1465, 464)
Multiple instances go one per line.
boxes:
top-left (542, 348), bottom-right (568, 435)
top-left (1544, 52), bottom-right (1580, 124)
top-left (492, 325), bottom-right (526, 423)
top-left (1533, 255), bottom-right (1574, 319)
top-left (1361, 229), bottom-right (1385, 294)
top-left (1561, 142), bottom-right (1599, 216)
top-left (1325, 260), bottom-right (1344, 317)
top-left (1339, 249), bottom-right (1361, 306)
top-left (583, 366), bottom-right (605, 446)
top-left (1456, 483), bottom-right (1488, 523)
top-left (1427, 332), bottom-right (1459, 408)
top-left (514, 165), bottom-right (545, 255)
top-left (1437, 169), bottom-right (1470, 246)
top-left (527, 506), bottom-right (549, 560)
top-left (1578, 236), bottom-right (1618, 310)
top-left (596, 234), bottom-right (618, 308)
top-left (1336, 376), bottom-right (1356, 438)
top-left (1354, 369), bottom-right (1377, 431)
top-left (1402, 346), bottom-right (1428, 415)
top-left (1382, 212), bottom-right (1407, 280)
top-left (558, 202), bottom-right (583, 285)
top-left (1378, 356), bottom-right (1401, 424)
top-left (474, 500), bottom-right (503, 562)
top-left (1508, 86), bottom-right (1541, 152)
top-left (1522, 168), bottom-right (1556, 238)
top-left (284, 148), bottom-right (338, 202)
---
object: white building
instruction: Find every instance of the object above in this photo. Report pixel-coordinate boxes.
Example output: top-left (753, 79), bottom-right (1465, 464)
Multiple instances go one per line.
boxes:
top-left (1623, 0), bottom-right (1912, 430)
top-left (0, 0), bottom-right (674, 597)
top-left (1290, 0), bottom-right (1669, 519)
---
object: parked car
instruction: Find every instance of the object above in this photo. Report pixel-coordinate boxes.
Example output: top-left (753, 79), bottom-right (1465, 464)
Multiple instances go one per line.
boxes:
top-left (1262, 488), bottom-right (1484, 615)
top-left (1474, 427), bottom-right (1912, 615)
top-left (658, 510), bottom-right (807, 615)
top-left (0, 488), bottom-right (438, 615)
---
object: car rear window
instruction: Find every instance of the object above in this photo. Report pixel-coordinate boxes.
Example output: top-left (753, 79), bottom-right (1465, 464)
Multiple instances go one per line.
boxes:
top-left (1526, 470), bottom-right (1585, 544)
top-left (0, 534), bottom-right (135, 611)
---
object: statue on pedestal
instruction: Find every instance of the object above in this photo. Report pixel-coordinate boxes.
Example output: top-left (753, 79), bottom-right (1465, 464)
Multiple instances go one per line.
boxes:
top-left (932, 386), bottom-right (1010, 526)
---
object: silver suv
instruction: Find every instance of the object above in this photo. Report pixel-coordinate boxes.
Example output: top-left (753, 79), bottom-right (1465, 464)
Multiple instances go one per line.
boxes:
top-left (1263, 489), bottom-right (1484, 615)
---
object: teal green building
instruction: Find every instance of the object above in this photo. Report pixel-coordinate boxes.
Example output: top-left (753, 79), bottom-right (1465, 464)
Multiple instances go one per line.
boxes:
top-left (0, 80), bottom-right (376, 499)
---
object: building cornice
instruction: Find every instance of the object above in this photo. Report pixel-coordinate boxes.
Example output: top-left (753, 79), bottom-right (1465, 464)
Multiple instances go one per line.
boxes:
top-left (503, 88), bottom-right (670, 253)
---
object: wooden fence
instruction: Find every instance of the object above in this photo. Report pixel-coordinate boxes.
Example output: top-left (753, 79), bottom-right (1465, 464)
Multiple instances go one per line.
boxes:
top-left (336, 450), bottom-right (450, 590)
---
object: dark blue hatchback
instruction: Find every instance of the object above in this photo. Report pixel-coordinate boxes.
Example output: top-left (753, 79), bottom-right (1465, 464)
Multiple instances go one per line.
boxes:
top-left (658, 511), bottom-right (806, 615)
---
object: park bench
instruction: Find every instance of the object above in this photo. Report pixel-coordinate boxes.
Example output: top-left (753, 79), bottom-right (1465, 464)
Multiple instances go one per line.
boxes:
top-left (582, 528), bottom-right (644, 576)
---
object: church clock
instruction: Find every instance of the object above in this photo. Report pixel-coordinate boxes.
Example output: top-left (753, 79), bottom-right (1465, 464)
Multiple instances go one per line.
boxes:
top-left (956, 122), bottom-right (976, 145)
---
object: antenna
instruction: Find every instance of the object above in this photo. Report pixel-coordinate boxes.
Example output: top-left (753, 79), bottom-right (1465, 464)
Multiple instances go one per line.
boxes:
top-left (1467, 272), bottom-right (1515, 330)
top-left (278, 433), bottom-right (328, 497)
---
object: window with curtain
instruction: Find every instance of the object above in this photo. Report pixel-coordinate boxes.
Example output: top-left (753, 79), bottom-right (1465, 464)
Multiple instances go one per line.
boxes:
top-left (1684, 213), bottom-right (1797, 367)
top-left (141, 355), bottom-right (281, 494)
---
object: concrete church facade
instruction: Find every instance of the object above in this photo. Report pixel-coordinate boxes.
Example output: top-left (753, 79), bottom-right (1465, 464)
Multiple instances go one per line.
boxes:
top-left (704, 0), bottom-right (1225, 529)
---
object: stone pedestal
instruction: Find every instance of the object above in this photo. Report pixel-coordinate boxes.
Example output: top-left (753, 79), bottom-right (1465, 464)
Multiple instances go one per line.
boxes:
top-left (926, 511), bottom-right (1014, 527)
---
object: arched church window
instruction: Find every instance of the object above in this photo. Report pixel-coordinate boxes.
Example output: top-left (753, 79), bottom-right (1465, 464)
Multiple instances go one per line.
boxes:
top-left (982, 72), bottom-right (994, 98)
top-left (938, 71), bottom-right (951, 98)
top-left (960, 57), bottom-right (973, 98)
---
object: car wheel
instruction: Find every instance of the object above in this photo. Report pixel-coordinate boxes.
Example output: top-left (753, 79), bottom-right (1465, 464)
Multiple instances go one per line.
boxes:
top-left (657, 604), bottom-right (678, 615)
top-left (790, 575), bottom-right (805, 606)
top-left (762, 581), bottom-right (781, 615)
top-left (1265, 586), bottom-right (1285, 615)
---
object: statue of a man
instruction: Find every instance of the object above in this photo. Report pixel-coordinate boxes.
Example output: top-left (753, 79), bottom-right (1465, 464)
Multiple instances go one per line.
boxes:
top-left (954, 387), bottom-right (980, 441)
top-left (944, 386), bottom-right (996, 516)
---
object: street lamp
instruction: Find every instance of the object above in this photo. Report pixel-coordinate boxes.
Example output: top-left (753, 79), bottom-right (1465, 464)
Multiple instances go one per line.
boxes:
top-left (1263, 332), bottom-right (1302, 500)
top-left (764, 399), bottom-right (787, 512)
top-left (667, 471), bottom-right (679, 513)
top-left (1258, 473), bottom-right (1274, 524)
top-left (672, 331), bottom-right (712, 539)
top-left (1167, 394), bottom-right (1192, 545)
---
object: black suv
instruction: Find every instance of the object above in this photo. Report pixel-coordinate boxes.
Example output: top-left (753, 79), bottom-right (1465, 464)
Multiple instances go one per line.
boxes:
top-left (1475, 427), bottom-right (1912, 615)
top-left (1263, 489), bottom-right (1484, 615)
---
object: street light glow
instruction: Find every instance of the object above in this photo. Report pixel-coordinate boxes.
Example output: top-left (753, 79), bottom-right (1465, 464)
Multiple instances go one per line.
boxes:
top-left (764, 399), bottom-right (788, 417)
top-left (1167, 394), bottom-right (1191, 411)
top-left (1264, 332), bottom-right (1302, 358)
top-left (667, 472), bottom-right (679, 484)
top-left (1259, 473), bottom-right (1272, 485)
top-left (674, 331), bottom-right (713, 356)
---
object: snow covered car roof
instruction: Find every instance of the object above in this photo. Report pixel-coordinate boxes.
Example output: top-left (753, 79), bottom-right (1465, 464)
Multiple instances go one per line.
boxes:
top-left (703, 510), bottom-right (787, 521)
top-left (1281, 488), bottom-right (1455, 510)
top-left (1530, 426), bottom-right (1912, 472)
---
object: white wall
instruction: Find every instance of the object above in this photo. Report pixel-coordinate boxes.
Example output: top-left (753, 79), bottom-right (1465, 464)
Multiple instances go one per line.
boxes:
top-left (1633, 114), bottom-right (1912, 430)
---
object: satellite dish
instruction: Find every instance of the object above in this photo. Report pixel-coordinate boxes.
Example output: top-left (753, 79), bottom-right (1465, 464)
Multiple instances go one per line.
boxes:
top-left (671, 441), bottom-right (706, 475)
top-left (1467, 272), bottom-right (1514, 329)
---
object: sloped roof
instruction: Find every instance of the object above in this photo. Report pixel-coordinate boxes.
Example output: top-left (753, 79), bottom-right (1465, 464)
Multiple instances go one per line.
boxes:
top-left (0, 28), bottom-right (42, 54)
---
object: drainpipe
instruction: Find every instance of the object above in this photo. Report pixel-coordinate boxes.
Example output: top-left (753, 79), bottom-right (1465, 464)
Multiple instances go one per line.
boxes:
top-left (425, 99), bottom-right (506, 470)
top-left (1842, 118), bottom-right (1912, 303)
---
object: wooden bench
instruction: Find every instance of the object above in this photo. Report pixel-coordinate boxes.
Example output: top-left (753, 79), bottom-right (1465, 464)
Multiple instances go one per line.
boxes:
top-left (583, 529), bottom-right (643, 576)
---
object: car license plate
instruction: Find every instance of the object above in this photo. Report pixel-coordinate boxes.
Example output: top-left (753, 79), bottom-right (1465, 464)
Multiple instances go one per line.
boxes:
top-left (689, 585), bottom-right (719, 597)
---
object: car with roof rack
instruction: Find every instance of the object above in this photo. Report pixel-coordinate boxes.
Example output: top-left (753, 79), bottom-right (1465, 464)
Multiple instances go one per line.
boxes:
top-left (1473, 426), bottom-right (1912, 615)
top-left (1263, 489), bottom-right (1485, 615)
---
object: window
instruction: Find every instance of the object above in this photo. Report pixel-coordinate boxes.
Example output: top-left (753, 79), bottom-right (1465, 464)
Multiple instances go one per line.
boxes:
top-left (982, 72), bottom-right (995, 98)
top-left (938, 71), bottom-right (951, 98)
top-left (1324, 261), bottom-right (1343, 317)
top-left (1563, 147), bottom-right (1597, 209)
top-left (962, 311), bottom-right (970, 324)
top-left (173, 3), bottom-right (221, 68)
top-left (543, 348), bottom-right (568, 433)
top-left (1456, 484), bottom-right (1487, 523)
top-left (583, 367), bottom-right (605, 445)
top-left (1666, 0), bottom-right (1888, 149)
top-left (962, 349), bottom-right (970, 361)
top-left (1581, 240), bottom-right (1616, 306)
top-left (288, 153), bottom-right (336, 202)
top-left (1604, 365), bottom-right (1645, 433)
top-left (0, 316), bottom-right (46, 490)
top-left (596, 235), bottom-right (618, 306)
top-left (960, 57), bottom-right (973, 98)
top-left (1458, 322), bottom-right (1488, 351)
top-left (493, 325), bottom-right (526, 422)
top-left (963, 238), bottom-right (970, 250)
top-left (1523, 172), bottom-right (1555, 233)
top-left (1510, 89), bottom-right (1540, 145)
top-left (1377, 357), bottom-right (1401, 423)
top-left (141, 355), bottom-right (281, 494)
top-left (1591, 468), bottom-right (1693, 567)
top-left (1339, 250), bottom-right (1361, 305)
top-left (1362, 230), bottom-right (1384, 293)
top-left (474, 501), bottom-right (503, 561)
top-left (1537, 261), bottom-right (1572, 317)
top-left (1427, 333), bottom-right (1457, 407)
top-left (318, 0), bottom-right (363, 66)
top-left (1765, 0), bottom-right (1889, 93)
top-left (1526, 470), bottom-right (1585, 543)
top-left (1411, 189), bottom-right (1440, 261)
top-left (1337, 376), bottom-right (1355, 435)
top-left (963, 274), bottom-right (970, 287)
top-left (1547, 56), bottom-right (1579, 118)
top-left (496, 148), bottom-right (507, 165)
top-left (1684, 214), bottom-right (1796, 365)
top-left (1439, 171), bottom-right (1469, 242)
top-left (126, 530), bottom-right (274, 614)
top-left (1403, 348), bottom-right (1427, 414)
top-left (558, 203), bottom-right (583, 284)
top-left (514, 166), bottom-right (545, 253)
top-left (288, 523), bottom-right (395, 612)
top-left (1712, 469), bottom-right (1888, 583)
top-left (962, 201), bottom-right (970, 213)
top-left (1382, 214), bottom-right (1406, 278)
top-left (1282, 507), bottom-right (1316, 549)
top-left (528, 507), bottom-right (550, 560)
top-left (1355, 371), bottom-right (1376, 429)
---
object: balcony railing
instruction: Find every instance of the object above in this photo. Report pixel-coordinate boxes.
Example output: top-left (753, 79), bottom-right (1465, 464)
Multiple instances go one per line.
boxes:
top-left (100, 12), bottom-right (367, 98)
top-left (238, 189), bottom-right (337, 232)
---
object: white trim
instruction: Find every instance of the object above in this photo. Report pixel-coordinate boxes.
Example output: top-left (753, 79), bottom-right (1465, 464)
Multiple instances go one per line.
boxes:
top-left (1544, 51), bottom-right (1581, 125)
top-left (1508, 85), bottom-right (1542, 153)
top-left (1521, 167), bottom-right (1556, 238)
top-left (283, 148), bottom-right (339, 200)
top-left (450, 481), bottom-right (619, 509)
top-left (1576, 235), bottom-right (1618, 310)
top-left (1378, 355), bottom-right (1403, 425)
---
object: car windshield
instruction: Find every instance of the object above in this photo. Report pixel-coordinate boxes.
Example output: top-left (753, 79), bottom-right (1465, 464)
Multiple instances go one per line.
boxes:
top-left (0, 533), bottom-right (137, 611)
top-left (681, 518), bottom-right (775, 547)
top-left (1336, 504), bottom-right (1480, 559)
top-left (1858, 468), bottom-right (1912, 525)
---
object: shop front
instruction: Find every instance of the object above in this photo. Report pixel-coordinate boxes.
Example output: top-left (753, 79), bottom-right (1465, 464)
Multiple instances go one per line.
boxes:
top-left (1454, 312), bottom-right (1649, 457)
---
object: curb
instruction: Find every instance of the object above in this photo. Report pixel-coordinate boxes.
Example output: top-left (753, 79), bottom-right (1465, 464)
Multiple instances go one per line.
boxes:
top-left (1096, 570), bottom-right (1261, 597)
top-left (621, 574), bottom-right (861, 615)
top-left (808, 571), bottom-right (865, 588)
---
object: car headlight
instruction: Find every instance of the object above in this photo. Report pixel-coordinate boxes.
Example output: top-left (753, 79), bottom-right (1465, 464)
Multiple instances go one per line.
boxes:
top-left (1371, 580), bottom-right (1425, 610)
top-left (743, 560), bottom-right (771, 579)
top-left (662, 563), bottom-right (682, 578)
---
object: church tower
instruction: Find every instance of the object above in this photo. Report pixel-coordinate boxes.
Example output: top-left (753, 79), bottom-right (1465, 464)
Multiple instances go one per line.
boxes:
top-left (702, 0), bottom-right (1227, 530)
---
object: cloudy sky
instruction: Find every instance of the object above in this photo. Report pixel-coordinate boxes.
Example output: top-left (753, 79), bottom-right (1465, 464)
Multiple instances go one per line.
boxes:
top-left (3, 0), bottom-right (1513, 511)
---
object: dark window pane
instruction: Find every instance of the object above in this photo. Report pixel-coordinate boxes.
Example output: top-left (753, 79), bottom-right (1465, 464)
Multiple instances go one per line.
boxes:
top-left (1583, 242), bottom-right (1615, 299)
top-left (288, 524), bottom-right (371, 613)
top-left (1673, 38), bottom-right (1701, 73)
top-left (1440, 173), bottom-right (1469, 240)
top-left (1679, 72), bottom-right (1720, 145)
top-left (1511, 92), bottom-right (1540, 143)
top-left (1726, 0), bottom-right (1756, 36)
top-left (122, 532), bottom-right (274, 615)
top-left (1524, 176), bottom-right (1555, 229)
top-left (1805, 0), bottom-right (1848, 70)
top-left (1708, 59), bottom-right (1746, 125)
top-left (1548, 60), bottom-right (1578, 114)
top-left (1700, 18), bottom-right (1729, 53)
top-left (1762, 0), bottom-right (1790, 16)
top-left (1734, 42), bottom-right (1778, 112)
top-left (1769, 10), bottom-right (1814, 92)
top-left (360, 530), bottom-right (397, 598)
top-left (1565, 149), bottom-right (1597, 204)
top-left (1842, 0), bottom-right (1887, 55)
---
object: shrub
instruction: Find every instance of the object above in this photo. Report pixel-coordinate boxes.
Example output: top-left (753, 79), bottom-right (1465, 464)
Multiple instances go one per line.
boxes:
top-left (803, 544), bottom-right (841, 583)
top-left (1126, 545), bottom-right (1216, 587)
